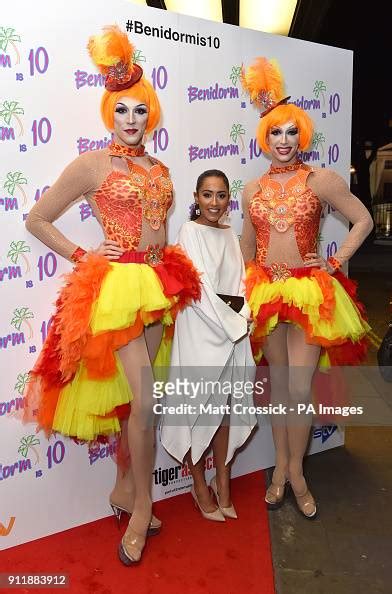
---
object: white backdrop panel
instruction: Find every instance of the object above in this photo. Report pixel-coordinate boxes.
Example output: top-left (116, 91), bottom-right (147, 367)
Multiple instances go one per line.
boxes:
top-left (1, 0), bottom-right (350, 548)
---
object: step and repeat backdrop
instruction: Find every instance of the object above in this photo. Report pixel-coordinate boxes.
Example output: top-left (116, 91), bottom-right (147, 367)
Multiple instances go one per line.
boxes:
top-left (0, 0), bottom-right (351, 548)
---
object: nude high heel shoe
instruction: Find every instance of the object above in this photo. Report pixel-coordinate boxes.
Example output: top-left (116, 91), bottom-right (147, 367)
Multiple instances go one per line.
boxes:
top-left (118, 520), bottom-right (148, 566)
top-left (264, 480), bottom-right (289, 510)
top-left (210, 476), bottom-right (238, 519)
top-left (190, 485), bottom-right (225, 522)
top-left (291, 486), bottom-right (317, 519)
top-left (110, 499), bottom-right (162, 535)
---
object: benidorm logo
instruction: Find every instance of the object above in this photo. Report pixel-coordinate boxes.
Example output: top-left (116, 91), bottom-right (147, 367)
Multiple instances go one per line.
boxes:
top-left (313, 425), bottom-right (337, 443)
top-left (229, 179), bottom-right (244, 212)
top-left (77, 134), bottom-right (113, 154)
top-left (0, 26), bottom-right (21, 66)
top-left (88, 442), bottom-right (117, 465)
top-left (74, 49), bottom-right (145, 90)
top-left (11, 307), bottom-right (34, 339)
top-left (188, 125), bottom-right (244, 163)
top-left (229, 65), bottom-right (242, 87)
top-left (187, 65), bottom-right (241, 104)
top-left (2, 171), bottom-right (28, 209)
top-left (0, 241), bottom-right (31, 283)
top-left (298, 131), bottom-right (325, 163)
top-left (0, 457), bottom-right (31, 481)
top-left (313, 81), bottom-right (327, 107)
top-left (18, 435), bottom-right (40, 465)
top-left (0, 517), bottom-right (16, 536)
top-left (0, 100), bottom-right (24, 140)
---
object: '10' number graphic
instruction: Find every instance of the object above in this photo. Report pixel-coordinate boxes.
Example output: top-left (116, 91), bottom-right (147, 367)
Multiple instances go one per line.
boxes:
top-left (31, 118), bottom-right (52, 146)
top-left (28, 47), bottom-right (49, 76)
top-left (37, 252), bottom-right (57, 281)
top-left (151, 66), bottom-right (168, 90)
top-left (47, 441), bottom-right (65, 469)
top-left (153, 128), bottom-right (169, 153)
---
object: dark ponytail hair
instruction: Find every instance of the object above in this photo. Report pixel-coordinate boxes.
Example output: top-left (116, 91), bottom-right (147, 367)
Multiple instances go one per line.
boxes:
top-left (190, 169), bottom-right (230, 221)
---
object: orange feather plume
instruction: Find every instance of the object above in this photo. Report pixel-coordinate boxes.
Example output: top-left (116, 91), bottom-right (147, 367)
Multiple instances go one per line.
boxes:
top-left (87, 25), bottom-right (135, 75)
top-left (241, 57), bottom-right (285, 108)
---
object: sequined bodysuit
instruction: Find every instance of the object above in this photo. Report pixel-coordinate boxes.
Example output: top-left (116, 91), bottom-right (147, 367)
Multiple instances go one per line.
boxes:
top-left (240, 163), bottom-right (373, 269)
top-left (25, 144), bottom-right (173, 259)
top-left (249, 165), bottom-right (321, 267)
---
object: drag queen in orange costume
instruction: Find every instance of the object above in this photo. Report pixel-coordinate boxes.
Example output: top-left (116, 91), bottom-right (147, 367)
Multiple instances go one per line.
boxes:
top-left (240, 58), bottom-right (373, 518)
top-left (23, 27), bottom-right (200, 564)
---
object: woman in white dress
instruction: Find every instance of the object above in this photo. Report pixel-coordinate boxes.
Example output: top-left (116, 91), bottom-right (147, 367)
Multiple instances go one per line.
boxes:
top-left (161, 170), bottom-right (257, 521)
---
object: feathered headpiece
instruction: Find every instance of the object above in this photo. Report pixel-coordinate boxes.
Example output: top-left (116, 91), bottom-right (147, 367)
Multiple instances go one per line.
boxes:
top-left (87, 25), bottom-right (143, 91)
top-left (241, 57), bottom-right (290, 118)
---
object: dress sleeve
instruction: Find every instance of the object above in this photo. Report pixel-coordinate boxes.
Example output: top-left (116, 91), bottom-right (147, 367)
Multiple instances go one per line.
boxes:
top-left (177, 224), bottom-right (248, 343)
top-left (315, 169), bottom-right (374, 266)
top-left (25, 153), bottom-right (98, 261)
top-left (239, 181), bottom-right (257, 263)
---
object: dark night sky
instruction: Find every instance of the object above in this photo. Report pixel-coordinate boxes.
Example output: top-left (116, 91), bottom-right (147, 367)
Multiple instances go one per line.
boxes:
top-left (315, 1), bottom-right (390, 148)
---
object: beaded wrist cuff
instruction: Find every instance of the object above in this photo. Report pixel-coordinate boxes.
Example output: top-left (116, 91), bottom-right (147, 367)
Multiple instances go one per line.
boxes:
top-left (70, 246), bottom-right (87, 263)
top-left (327, 256), bottom-right (342, 272)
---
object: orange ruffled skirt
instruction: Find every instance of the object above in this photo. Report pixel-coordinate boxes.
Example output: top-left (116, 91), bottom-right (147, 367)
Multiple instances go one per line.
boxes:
top-left (23, 246), bottom-right (200, 442)
top-left (246, 263), bottom-right (372, 367)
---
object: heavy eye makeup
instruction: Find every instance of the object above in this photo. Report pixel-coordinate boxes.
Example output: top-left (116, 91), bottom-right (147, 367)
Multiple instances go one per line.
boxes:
top-left (270, 127), bottom-right (298, 135)
top-left (115, 103), bottom-right (148, 115)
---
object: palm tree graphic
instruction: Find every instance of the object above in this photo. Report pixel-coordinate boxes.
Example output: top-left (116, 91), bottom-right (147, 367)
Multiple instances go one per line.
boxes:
top-left (7, 240), bottom-right (31, 273)
top-left (11, 307), bottom-right (34, 339)
top-left (4, 172), bottom-right (28, 206)
top-left (14, 372), bottom-right (31, 395)
top-left (133, 49), bottom-right (146, 64)
top-left (0, 27), bottom-right (21, 64)
top-left (0, 100), bottom-right (24, 136)
top-left (312, 132), bottom-right (326, 157)
top-left (18, 435), bottom-right (40, 465)
top-left (230, 124), bottom-right (246, 152)
top-left (229, 65), bottom-right (242, 87)
top-left (230, 179), bottom-right (244, 198)
top-left (313, 81), bottom-right (327, 107)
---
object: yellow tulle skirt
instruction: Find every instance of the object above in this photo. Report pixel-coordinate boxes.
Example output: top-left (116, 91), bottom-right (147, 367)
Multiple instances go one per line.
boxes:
top-left (23, 248), bottom-right (200, 442)
top-left (245, 263), bottom-right (372, 367)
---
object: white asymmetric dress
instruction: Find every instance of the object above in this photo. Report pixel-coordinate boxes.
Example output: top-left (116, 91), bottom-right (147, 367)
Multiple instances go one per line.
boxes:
top-left (160, 221), bottom-right (257, 464)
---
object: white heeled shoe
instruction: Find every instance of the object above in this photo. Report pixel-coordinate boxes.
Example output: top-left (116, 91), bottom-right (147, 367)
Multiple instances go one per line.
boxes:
top-left (210, 476), bottom-right (238, 519)
top-left (190, 485), bottom-right (225, 522)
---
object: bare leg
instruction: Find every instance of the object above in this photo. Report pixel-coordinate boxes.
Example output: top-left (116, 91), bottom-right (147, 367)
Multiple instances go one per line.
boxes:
top-left (145, 322), bottom-right (163, 364)
top-left (262, 323), bottom-right (290, 488)
top-left (211, 424), bottom-right (231, 507)
top-left (185, 451), bottom-right (218, 513)
top-left (286, 324), bottom-right (320, 498)
top-left (112, 323), bottom-right (163, 512)
top-left (110, 419), bottom-right (135, 510)
top-left (118, 333), bottom-right (155, 547)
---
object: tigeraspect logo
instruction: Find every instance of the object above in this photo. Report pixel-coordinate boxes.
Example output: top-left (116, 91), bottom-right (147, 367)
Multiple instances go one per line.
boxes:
top-left (154, 455), bottom-right (215, 487)
top-left (313, 425), bottom-right (337, 443)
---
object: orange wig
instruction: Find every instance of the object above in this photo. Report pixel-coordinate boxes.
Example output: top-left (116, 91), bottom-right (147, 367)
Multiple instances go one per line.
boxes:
top-left (242, 56), bottom-right (314, 153)
top-left (88, 25), bottom-right (160, 133)
top-left (100, 82), bottom-right (160, 134)
top-left (257, 104), bottom-right (314, 153)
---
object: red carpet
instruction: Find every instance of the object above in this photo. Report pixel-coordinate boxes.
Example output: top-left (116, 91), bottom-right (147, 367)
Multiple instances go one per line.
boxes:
top-left (1, 471), bottom-right (275, 594)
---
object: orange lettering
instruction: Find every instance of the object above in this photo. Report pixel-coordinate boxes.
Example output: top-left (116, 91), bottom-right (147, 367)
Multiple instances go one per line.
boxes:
top-left (0, 516), bottom-right (16, 536)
